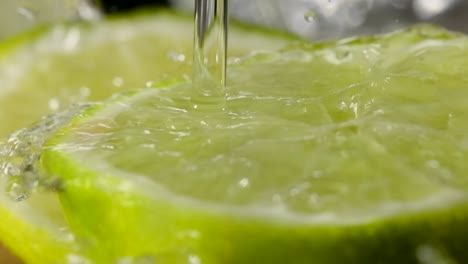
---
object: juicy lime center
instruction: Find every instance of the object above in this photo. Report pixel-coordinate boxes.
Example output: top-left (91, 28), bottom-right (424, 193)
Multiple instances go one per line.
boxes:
top-left (49, 27), bottom-right (468, 218)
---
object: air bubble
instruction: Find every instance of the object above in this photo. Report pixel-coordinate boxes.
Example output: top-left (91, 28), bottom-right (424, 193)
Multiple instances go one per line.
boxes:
top-left (76, 0), bottom-right (102, 21)
top-left (188, 255), bottom-right (201, 264)
top-left (0, 104), bottom-right (92, 201)
top-left (304, 10), bottom-right (317, 22)
top-left (145, 81), bottom-right (154, 88)
top-left (113, 77), bottom-right (124, 88)
top-left (238, 178), bottom-right (250, 188)
top-left (416, 244), bottom-right (457, 264)
top-left (67, 254), bottom-right (91, 264)
top-left (16, 7), bottom-right (35, 21)
top-left (49, 98), bottom-right (61, 111)
top-left (169, 51), bottom-right (186, 62)
top-left (80, 86), bottom-right (91, 98)
top-left (413, 0), bottom-right (457, 20)
top-left (309, 194), bottom-right (320, 205)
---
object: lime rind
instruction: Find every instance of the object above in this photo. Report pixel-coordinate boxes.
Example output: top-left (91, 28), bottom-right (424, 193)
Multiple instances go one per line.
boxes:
top-left (0, 185), bottom-right (77, 264)
top-left (41, 142), bottom-right (468, 263)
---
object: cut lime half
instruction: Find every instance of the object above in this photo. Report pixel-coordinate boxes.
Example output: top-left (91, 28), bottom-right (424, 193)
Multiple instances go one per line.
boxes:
top-left (41, 25), bottom-right (468, 263)
top-left (0, 9), bottom-right (300, 264)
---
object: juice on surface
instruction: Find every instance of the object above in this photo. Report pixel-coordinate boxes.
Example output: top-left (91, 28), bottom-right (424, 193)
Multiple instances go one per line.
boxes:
top-left (3, 19), bottom-right (468, 263)
top-left (1, 1), bottom-right (468, 264)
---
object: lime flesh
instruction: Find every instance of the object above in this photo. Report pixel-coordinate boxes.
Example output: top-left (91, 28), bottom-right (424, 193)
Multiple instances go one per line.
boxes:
top-left (41, 25), bottom-right (468, 263)
top-left (0, 10), bottom-right (298, 264)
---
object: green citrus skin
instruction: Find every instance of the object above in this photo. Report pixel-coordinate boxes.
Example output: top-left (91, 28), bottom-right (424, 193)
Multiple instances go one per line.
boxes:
top-left (41, 25), bottom-right (468, 263)
top-left (41, 152), bottom-right (468, 264)
top-left (0, 9), bottom-right (300, 264)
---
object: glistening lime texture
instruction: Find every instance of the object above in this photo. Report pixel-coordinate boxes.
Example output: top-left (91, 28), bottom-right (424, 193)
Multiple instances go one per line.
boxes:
top-left (0, 9), bottom-right (298, 137)
top-left (42, 25), bottom-right (468, 263)
top-left (0, 10), bottom-right (299, 263)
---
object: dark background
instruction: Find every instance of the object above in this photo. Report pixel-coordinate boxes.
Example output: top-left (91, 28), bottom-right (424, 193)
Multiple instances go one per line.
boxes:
top-left (99, 0), bottom-right (171, 13)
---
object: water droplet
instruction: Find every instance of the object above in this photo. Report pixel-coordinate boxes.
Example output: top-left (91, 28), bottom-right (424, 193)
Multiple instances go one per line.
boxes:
top-left (413, 0), bottom-right (457, 20)
top-left (289, 188), bottom-right (300, 197)
top-left (116, 257), bottom-right (133, 264)
top-left (168, 51), bottom-right (186, 62)
top-left (182, 74), bottom-right (191, 81)
top-left (416, 244), bottom-right (457, 264)
top-left (309, 194), bottom-right (320, 205)
top-left (59, 227), bottom-right (76, 243)
top-left (113, 77), bottom-right (124, 88)
top-left (238, 178), bottom-right (250, 188)
top-left (67, 254), bottom-right (91, 264)
top-left (80, 86), bottom-right (91, 98)
top-left (142, 144), bottom-right (155, 149)
top-left (145, 81), bottom-right (154, 88)
top-left (272, 194), bottom-right (282, 204)
top-left (101, 144), bottom-right (115, 150)
top-left (48, 98), bottom-right (61, 111)
top-left (63, 28), bottom-right (81, 52)
top-left (16, 7), bottom-right (35, 21)
top-left (312, 170), bottom-right (323, 178)
top-left (322, 49), bottom-right (352, 65)
top-left (188, 255), bottom-right (201, 264)
top-left (304, 10), bottom-right (316, 22)
top-left (0, 104), bottom-right (92, 201)
top-left (76, 0), bottom-right (102, 21)
top-left (425, 159), bottom-right (440, 169)
top-left (121, 255), bottom-right (155, 264)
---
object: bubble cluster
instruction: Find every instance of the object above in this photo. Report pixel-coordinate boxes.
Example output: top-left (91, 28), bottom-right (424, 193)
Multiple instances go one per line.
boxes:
top-left (0, 104), bottom-right (92, 201)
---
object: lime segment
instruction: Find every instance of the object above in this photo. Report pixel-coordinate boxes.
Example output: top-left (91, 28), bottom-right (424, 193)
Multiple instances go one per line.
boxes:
top-left (42, 25), bottom-right (468, 263)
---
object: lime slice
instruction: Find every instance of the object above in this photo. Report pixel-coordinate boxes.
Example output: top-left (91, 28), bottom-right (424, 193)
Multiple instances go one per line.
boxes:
top-left (41, 25), bottom-right (468, 263)
top-left (0, 10), bottom-right (299, 263)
